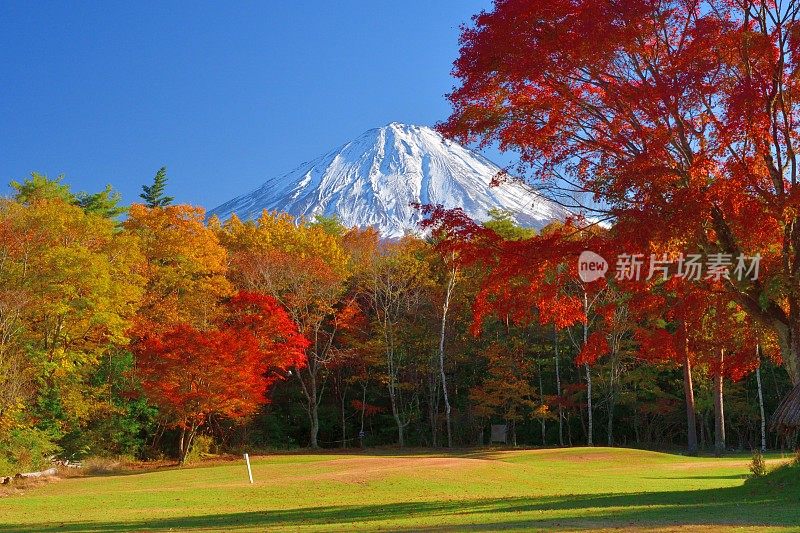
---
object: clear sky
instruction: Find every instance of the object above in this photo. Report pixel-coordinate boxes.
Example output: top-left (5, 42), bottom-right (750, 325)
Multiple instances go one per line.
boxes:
top-left (0, 1), bottom-right (502, 209)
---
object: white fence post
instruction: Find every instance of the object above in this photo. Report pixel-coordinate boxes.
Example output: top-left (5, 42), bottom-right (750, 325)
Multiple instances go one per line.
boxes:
top-left (244, 453), bottom-right (253, 484)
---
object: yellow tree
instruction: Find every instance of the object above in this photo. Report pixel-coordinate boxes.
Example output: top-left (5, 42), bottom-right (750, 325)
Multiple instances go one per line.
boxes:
top-left (358, 237), bottom-right (432, 447)
top-left (0, 197), bottom-right (144, 444)
top-left (125, 204), bottom-right (231, 331)
top-left (469, 340), bottom-right (538, 447)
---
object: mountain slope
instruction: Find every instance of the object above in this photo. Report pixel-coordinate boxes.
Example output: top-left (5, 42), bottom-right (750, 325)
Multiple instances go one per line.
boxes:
top-left (209, 122), bottom-right (570, 237)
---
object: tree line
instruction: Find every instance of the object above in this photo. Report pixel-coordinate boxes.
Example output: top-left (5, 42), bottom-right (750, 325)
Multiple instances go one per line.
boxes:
top-left (0, 169), bottom-right (792, 473)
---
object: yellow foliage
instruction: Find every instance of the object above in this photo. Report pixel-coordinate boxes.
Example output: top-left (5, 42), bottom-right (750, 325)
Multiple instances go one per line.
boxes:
top-left (125, 204), bottom-right (231, 329)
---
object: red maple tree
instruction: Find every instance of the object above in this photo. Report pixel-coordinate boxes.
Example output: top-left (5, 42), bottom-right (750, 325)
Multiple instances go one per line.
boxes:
top-left (441, 0), bottom-right (800, 387)
top-left (133, 291), bottom-right (307, 462)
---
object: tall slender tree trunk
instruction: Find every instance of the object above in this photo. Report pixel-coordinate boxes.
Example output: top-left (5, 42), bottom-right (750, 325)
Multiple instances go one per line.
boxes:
top-left (583, 291), bottom-right (593, 447)
top-left (389, 387), bottom-right (406, 448)
top-left (554, 327), bottom-right (564, 446)
top-left (585, 364), bottom-right (593, 446)
top-left (309, 399), bottom-right (320, 449)
top-left (606, 397), bottom-right (614, 447)
top-left (340, 389), bottom-right (347, 448)
top-left (438, 263), bottom-right (456, 448)
top-left (538, 361), bottom-right (546, 445)
top-left (178, 423), bottom-right (198, 464)
top-left (387, 347), bottom-right (405, 447)
top-left (428, 370), bottom-right (439, 447)
top-left (680, 324), bottom-right (698, 455)
top-left (388, 384), bottom-right (404, 446)
top-left (359, 384), bottom-right (367, 447)
top-left (714, 349), bottom-right (726, 457)
top-left (178, 426), bottom-right (186, 463)
top-left (295, 363), bottom-right (321, 449)
top-left (756, 344), bottom-right (766, 453)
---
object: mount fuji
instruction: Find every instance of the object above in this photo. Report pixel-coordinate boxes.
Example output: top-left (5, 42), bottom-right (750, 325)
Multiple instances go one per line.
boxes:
top-left (209, 122), bottom-right (570, 237)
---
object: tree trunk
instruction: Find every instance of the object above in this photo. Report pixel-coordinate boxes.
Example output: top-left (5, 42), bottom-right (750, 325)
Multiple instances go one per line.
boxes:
top-left (395, 416), bottom-right (405, 447)
top-left (585, 363), bottom-right (593, 446)
top-left (554, 327), bottom-right (564, 447)
top-left (177, 426), bottom-right (186, 463)
top-left (583, 291), bottom-right (593, 447)
top-left (773, 318), bottom-right (800, 385)
top-left (359, 384), bottom-right (366, 448)
top-left (714, 349), bottom-right (726, 457)
top-left (340, 389), bottom-right (347, 448)
top-left (295, 364), bottom-right (321, 449)
top-left (309, 398), bottom-right (320, 449)
top-left (428, 371), bottom-right (439, 447)
top-left (510, 419), bottom-right (517, 447)
top-left (681, 325), bottom-right (698, 455)
top-left (606, 356), bottom-right (616, 447)
top-left (387, 360), bottom-right (405, 447)
top-left (756, 345), bottom-right (766, 453)
top-left (538, 361), bottom-right (546, 445)
top-left (178, 423), bottom-right (198, 464)
top-left (438, 263), bottom-right (456, 448)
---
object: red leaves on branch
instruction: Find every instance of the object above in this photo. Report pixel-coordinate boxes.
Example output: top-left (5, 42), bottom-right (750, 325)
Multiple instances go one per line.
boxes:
top-left (576, 332), bottom-right (609, 366)
top-left (440, 0), bottom-right (800, 382)
top-left (133, 291), bottom-right (308, 430)
top-left (350, 399), bottom-right (383, 417)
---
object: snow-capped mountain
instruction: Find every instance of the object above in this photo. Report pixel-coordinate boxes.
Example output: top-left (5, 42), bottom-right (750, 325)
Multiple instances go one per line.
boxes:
top-left (209, 122), bottom-right (570, 237)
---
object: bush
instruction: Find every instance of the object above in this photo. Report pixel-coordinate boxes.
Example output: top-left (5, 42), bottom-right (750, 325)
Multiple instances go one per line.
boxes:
top-left (750, 449), bottom-right (767, 478)
top-left (183, 435), bottom-right (215, 464)
top-left (0, 427), bottom-right (60, 476)
top-left (82, 456), bottom-right (130, 475)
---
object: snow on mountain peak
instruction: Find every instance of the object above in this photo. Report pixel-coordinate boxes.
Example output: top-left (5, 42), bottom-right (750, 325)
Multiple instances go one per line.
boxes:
top-left (209, 123), bottom-right (570, 237)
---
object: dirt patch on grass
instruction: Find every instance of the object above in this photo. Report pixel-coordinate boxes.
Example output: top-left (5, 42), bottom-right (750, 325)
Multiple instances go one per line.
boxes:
top-left (481, 447), bottom-right (665, 464)
top-left (0, 474), bottom-right (61, 498)
top-left (293, 456), bottom-right (496, 484)
top-left (669, 458), bottom-right (789, 470)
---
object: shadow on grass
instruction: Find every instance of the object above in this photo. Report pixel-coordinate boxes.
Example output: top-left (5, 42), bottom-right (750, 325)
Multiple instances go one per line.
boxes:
top-left (7, 471), bottom-right (800, 532)
top-left (645, 474), bottom-right (748, 480)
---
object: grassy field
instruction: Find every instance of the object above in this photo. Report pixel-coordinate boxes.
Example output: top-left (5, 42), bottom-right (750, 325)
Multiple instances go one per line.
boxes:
top-left (1, 447), bottom-right (798, 532)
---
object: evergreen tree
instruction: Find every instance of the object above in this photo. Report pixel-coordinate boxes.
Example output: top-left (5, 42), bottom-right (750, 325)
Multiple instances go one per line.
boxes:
top-left (310, 214), bottom-right (346, 236)
top-left (11, 172), bottom-right (75, 204)
top-left (77, 185), bottom-right (127, 219)
top-left (140, 166), bottom-right (174, 208)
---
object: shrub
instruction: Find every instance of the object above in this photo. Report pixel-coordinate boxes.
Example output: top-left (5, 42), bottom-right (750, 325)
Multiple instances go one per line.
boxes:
top-left (183, 435), bottom-right (215, 464)
top-left (82, 456), bottom-right (130, 475)
top-left (750, 449), bottom-right (767, 478)
top-left (0, 427), bottom-right (60, 476)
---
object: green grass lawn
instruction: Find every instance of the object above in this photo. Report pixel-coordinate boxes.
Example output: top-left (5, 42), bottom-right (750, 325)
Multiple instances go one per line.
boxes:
top-left (1, 447), bottom-right (798, 532)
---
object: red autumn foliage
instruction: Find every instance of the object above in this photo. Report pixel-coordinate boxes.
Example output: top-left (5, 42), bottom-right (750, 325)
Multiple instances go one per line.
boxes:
top-left (133, 291), bottom-right (308, 433)
top-left (350, 399), bottom-right (384, 417)
top-left (576, 331), bottom-right (609, 366)
top-left (435, 0), bottom-right (800, 384)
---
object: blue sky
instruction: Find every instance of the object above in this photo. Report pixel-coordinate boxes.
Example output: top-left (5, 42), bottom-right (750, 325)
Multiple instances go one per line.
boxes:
top-left (0, 1), bottom-right (504, 209)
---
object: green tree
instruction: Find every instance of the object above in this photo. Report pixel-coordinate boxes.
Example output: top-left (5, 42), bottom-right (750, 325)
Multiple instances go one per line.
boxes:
top-left (11, 173), bottom-right (75, 204)
top-left (77, 185), bottom-right (127, 219)
top-left (310, 214), bottom-right (346, 237)
top-left (139, 167), bottom-right (174, 208)
top-left (483, 209), bottom-right (536, 241)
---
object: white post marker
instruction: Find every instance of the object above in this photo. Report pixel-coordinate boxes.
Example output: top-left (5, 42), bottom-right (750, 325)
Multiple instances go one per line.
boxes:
top-left (244, 453), bottom-right (253, 484)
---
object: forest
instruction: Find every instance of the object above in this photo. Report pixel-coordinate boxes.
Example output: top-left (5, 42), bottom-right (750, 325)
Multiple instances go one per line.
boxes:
top-left (0, 166), bottom-right (793, 474)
